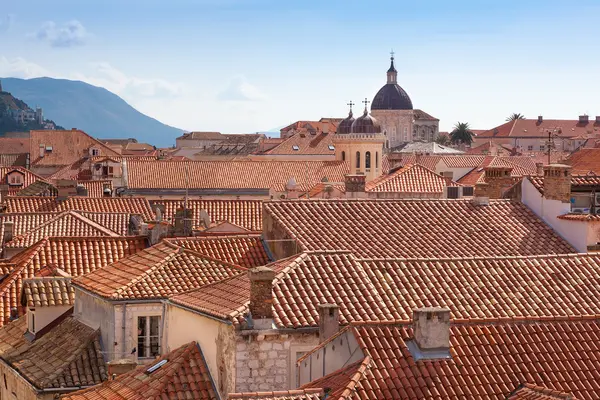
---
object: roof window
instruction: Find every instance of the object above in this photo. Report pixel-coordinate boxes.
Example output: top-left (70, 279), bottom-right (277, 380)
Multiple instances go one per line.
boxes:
top-left (45, 146), bottom-right (53, 152)
top-left (328, 145), bottom-right (335, 151)
top-left (292, 145), bottom-right (300, 151)
top-left (146, 359), bottom-right (167, 374)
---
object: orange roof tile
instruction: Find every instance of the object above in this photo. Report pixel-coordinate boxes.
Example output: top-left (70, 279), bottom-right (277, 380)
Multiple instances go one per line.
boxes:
top-left (0, 137), bottom-right (29, 154)
top-left (5, 211), bottom-right (121, 248)
top-left (478, 118), bottom-right (600, 139)
top-left (0, 236), bottom-right (147, 325)
top-left (21, 277), bottom-right (74, 307)
top-left (567, 149), bottom-right (600, 174)
top-left (73, 241), bottom-right (245, 300)
top-left (264, 132), bottom-right (336, 155)
top-left (303, 318), bottom-right (600, 399)
top-left (0, 166), bottom-right (48, 195)
top-left (365, 164), bottom-right (450, 193)
top-left (263, 199), bottom-right (574, 258)
top-left (280, 120), bottom-right (338, 136)
top-left (168, 235), bottom-right (271, 268)
top-left (126, 160), bottom-right (349, 192)
top-left (528, 174), bottom-right (600, 195)
top-left (62, 341), bottom-right (218, 400)
top-left (507, 383), bottom-right (578, 399)
top-left (150, 199), bottom-right (262, 231)
top-left (0, 315), bottom-right (106, 391)
top-left (229, 389), bottom-right (324, 400)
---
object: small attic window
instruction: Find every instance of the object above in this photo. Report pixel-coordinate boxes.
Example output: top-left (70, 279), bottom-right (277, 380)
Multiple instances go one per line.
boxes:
top-left (45, 146), bottom-right (53, 152)
top-left (328, 145), bottom-right (335, 151)
top-left (146, 359), bottom-right (168, 374)
top-left (292, 145), bottom-right (300, 151)
top-left (91, 148), bottom-right (100, 156)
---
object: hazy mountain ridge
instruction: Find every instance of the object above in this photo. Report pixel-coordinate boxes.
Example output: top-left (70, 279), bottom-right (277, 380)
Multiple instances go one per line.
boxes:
top-left (1, 77), bottom-right (183, 147)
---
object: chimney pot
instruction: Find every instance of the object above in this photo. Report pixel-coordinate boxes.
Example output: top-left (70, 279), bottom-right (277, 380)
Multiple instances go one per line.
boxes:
top-left (579, 115), bottom-right (589, 124)
top-left (3, 221), bottom-right (14, 244)
top-left (249, 266), bottom-right (275, 329)
top-left (537, 115), bottom-right (543, 124)
top-left (542, 164), bottom-right (572, 203)
top-left (595, 116), bottom-right (600, 124)
top-left (413, 307), bottom-right (450, 351)
top-left (318, 304), bottom-right (340, 343)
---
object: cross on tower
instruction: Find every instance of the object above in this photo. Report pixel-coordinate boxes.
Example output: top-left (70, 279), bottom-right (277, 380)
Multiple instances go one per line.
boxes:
top-left (362, 98), bottom-right (370, 111)
top-left (347, 100), bottom-right (354, 112)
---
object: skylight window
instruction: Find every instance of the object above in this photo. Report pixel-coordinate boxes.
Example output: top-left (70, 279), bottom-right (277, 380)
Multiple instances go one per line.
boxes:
top-left (292, 145), bottom-right (300, 151)
top-left (146, 359), bottom-right (167, 374)
top-left (328, 145), bottom-right (335, 151)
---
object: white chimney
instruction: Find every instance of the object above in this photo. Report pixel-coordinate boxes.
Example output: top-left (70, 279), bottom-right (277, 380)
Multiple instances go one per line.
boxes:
top-left (406, 307), bottom-right (451, 360)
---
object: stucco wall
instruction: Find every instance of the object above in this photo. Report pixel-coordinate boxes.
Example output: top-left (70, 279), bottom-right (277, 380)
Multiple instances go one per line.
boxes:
top-left (262, 211), bottom-right (302, 260)
top-left (164, 304), bottom-right (236, 398)
top-left (236, 331), bottom-right (319, 392)
top-left (74, 288), bottom-right (116, 362)
top-left (0, 360), bottom-right (50, 400)
top-left (30, 305), bottom-right (72, 334)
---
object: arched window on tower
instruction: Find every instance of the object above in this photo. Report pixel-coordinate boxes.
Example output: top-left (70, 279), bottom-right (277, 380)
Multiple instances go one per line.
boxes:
top-left (356, 151), bottom-right (361, 169)
top-left (376, 152), bottom-right (379, 169)
top-left (365, 151), bottom-right (371, 169)
top-left (341, 151), bottom-right (346, 161)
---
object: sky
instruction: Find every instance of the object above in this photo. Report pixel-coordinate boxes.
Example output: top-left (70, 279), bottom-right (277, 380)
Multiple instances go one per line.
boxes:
top-left (1, 0), bottom-right (600, 135)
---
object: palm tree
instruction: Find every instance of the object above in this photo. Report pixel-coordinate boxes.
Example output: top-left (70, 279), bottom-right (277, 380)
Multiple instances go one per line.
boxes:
top-left (450, 122), bottom-right (473, 146)
top-left (435, 133), bottom-right (451, 146)
top-left (506, 113), bottom-right (525, 121)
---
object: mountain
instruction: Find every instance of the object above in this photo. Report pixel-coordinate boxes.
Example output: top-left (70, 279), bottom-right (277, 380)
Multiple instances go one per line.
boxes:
top-left (1, 77), bottom-right (183, 147)
top-left (0, 87), bottom-right (63, 135)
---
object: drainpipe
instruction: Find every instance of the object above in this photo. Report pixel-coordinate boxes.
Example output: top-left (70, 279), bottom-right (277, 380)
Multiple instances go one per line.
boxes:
top-left (122, 303), bottom-right (127, 360)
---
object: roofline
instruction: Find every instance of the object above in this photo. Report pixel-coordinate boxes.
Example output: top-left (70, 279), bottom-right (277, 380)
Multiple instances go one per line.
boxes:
top-left (358, 251), bottom-right (594, 263)
top-left (164, 299), bottom-right (233, 325)
top-left (122, 188), bottom-right (270, 196)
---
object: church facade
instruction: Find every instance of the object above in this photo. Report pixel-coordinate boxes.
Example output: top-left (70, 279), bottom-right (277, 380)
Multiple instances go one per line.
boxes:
top-left (369, 55), bottom-right (440, 148)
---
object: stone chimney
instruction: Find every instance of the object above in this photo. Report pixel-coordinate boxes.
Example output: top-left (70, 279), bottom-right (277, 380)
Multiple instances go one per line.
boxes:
top-left (249, 266), bottom-right (275, 329)
top-left (56, 180), bottom-right (77, 201)
top-left (318, 304), bottom-right (340, 343)
top-left (596, 116), bottom-right (600, 125)
top-left (286, 177), bottom-right (299, 199)
top-left (344, 174), bottom-right (366, 198)
top-left (543, 164), bottom-right (572, 203)
top-left (473, 166), bottom-right (514, 199)
top-left (536, 162), bottom-right (544, 176)
top-left (472, 183), bottom-right (490, 206)
top-left (2, 221), bottom-right (14, 244)
top-left (173, 207), bottom-right (193, 237)
top-left (537, 115), bottom-right (543, 124)
top-left (579, 115), bottom-right (589, 124)
top-left (407, 307), bottom-right (451, 360)
top-left (107, 359), bottom-right (138, 376)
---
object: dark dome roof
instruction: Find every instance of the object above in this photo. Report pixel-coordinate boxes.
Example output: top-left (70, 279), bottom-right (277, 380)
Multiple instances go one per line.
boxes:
top-left (371, 84), bottom-right (413, 110)
top-left (351, 109), bottom-right (382, 134)
top-left (336, 110), bottom-right (355, 134)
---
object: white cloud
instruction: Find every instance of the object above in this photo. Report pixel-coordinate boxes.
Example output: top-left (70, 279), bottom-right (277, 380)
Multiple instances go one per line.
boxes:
top-left (0, 14), bottom-right (15, 33)
top-left (0, 57), bottom-right (50, 78)
top-left (217, 75), bottom-right (266, 101)
top-left (34, 20), bottom-right (88, 47)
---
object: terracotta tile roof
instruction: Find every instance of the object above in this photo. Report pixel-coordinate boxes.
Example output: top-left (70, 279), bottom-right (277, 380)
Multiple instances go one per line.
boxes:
top-left (280, 120), bottom-right (338, 136)
top-left (78, 180), bottom-right (113, 198)
top-left (5, 211), bottom-right (120, 248)
top-left (21, 277), bottom-right (74, 307)
top-left (14, 180), bottom-right (57, 196)
top-left (466, 141), bottom-right (514, 156)
top-left (0, 153), bottom-right (28, 167)
top-left (527, 174), bottom-right (600, 195)
top-left (300, 182), bottom-right (345, 199)
top-left (48, 157), bottom-right (93, 180)
top-left (126, 160), bottom-right (349, 192)
top-left (556, 213), bottom-right (600, 221)
top-left (365, 164), bottom-right (450, 193)
top-left (264, 132), bottom-right (336, 155)
top-left (0, 211), bottom-right (61, 236)
top-left (178, 131), bottom-right (225, 140)
top-left (1, 196), bottom-right (155, 220)
top-left (73, 241), bottom-right (244, 300)
top-left (300, 358), bottom-right (369, 400)
top-left (387, 154), bottom-right (442, 171)
top-left (478, 119), bottom-right (600, 139)
top-left (507, 383), bottom-right (578, 400)
top-left (440, 155), bottom-right (487, 168)
top-left (0, 137), bottom-right (30, 153)
top-left (456, 156), bottom-right (536, 186)
top-left (77, 211), bottom-right (132, 236)
top-left (567, 149), bottom-right (600, 174)
top-left (303, 318), bottom-right (600, 400)
top-left (170, 251), bottom-right (397, 328)
top-left (0, 166), bottom-right (47, 195)
top-left (362, 253), bottom-right (600, 321)
top-left (168, 235), bottom-right (271, 268)
top-left (0, 236), bottom-right (147, 325)
top-left (0, 315), bottom-right (107, 390)
top-left (229, 389), bottom-right (324, 400)
top-left (263, 199), bottom-right (574, 258)
top-left (62, 341), bottom-right (218, 400)
top-left (150, 199), bottom-right (262, 231)
top-left (29, 129), bottom-right (120, 167)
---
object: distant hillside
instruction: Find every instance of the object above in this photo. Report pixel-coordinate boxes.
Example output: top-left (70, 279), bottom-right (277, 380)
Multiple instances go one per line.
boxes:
top-left (0, 89), bottom-right (63, 135)
top-left (1, 77), bottom-right (184, 147)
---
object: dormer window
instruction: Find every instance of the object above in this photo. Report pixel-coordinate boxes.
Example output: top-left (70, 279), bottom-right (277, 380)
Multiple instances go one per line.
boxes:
top-left (7, 171), bottom-right (24, 186)
top-left (91, 148), bottom-right (100, 156)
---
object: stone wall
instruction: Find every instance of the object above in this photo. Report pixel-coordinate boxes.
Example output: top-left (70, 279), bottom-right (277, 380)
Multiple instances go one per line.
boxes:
top-left (0, 359), bottom-right (49, 400)
top-left (235, 331), bottom-right (319, 392)
top-left (262, 210), bottom-right (302, 260)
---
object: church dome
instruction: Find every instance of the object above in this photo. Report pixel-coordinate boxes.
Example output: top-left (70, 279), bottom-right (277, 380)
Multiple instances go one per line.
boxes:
top-left (336, 110), bottom-right (355, 134)
top-left (371, 84), bottom-right (413, 110)
top-left (351, 108), bottom-right (382, 134)
top-left (371, 54), bottom-right (413, 111)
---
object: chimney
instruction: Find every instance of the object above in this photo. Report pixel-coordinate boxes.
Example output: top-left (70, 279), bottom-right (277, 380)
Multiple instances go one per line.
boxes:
top-left (472, 183), bottom-right (490, 206)
top-left (407, 307), bottom-right (451, 360)
top-left (2, 221), bottom-right (14, 243)
top-left (344, 174), bottom-right (366, 198)
top-left (536, 162), bottom-right (544, 176)
top-left (39, 144), bottom-right (45, 159)
top-left (543, 164), bottom-right (572, 203)
top-left (286, 177), bottom-right (299, 199)
top-left (318, 304), bottom-right (340, 343)
top-left (595, 116), bottom-right (600, 124)
top-left (322, 124), bottom-right (329, 134)
top-left (0, 184), bottom-right (9, 202)
top-left (173, 207), bottom-right (193, 237)
top-left (56, 180), bottom-right (77, 201)
top-left (537, 115), bottom-right (543, 124)
top-left (107, 359), bottom-right (138, 376)
top-left (75, 184), bottom-right (88, 197)
top-left (579, 115), bottom-right (589, 124)
top-left (248, 266), bottom-right (275, 330)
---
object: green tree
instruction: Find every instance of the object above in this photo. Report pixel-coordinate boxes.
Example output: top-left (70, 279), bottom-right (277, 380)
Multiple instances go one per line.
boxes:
top-left (450, 122), bottom-right (473, 146)
top-left (506, 113), bottom-right (525, 121)
top-left (435, 133), bottom-right (451, 146)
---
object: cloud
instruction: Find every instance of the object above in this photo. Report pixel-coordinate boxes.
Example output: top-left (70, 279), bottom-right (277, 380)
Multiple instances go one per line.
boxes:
top-left (0, 14), bottom-right (15, 33)
top-left (217, 75), bottom-right (266, 101)
top-left (34, 20), bottom-right (88, 47)
top-left (0, 57), bottom-right (50, 78)
top-left (73, 62), bottom-right (184, 98)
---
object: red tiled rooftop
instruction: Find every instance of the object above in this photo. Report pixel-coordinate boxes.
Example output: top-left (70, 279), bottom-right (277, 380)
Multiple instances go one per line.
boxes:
top-left (0, 166), bottom-right (47, 195)
top-left (365, 164), bottom-right (451, 193)
top-left (478, 118), bottom-right (600, 139)
top-left (21, 277), bottom-right (74, 307)
top-left (567, 149), bottom-right (600, 174)
top-left (263, 199), bottom-right (575, 258)
top-left (264, 132), bottom-right (335, 155)
top-left (169, 235), bottom-right (271, 268)
top-left (73, 241), bottom-right (245, 300)
top-left (228, 388), bottom-right (324, 400)
top-left (507, 383), bottom-right (577, 400)
top-left (62, 341), bottom-right (217, 400)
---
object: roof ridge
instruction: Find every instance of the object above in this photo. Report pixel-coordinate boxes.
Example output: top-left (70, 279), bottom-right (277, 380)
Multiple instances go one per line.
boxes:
top-left (360, 252), bottom-right (592, 263)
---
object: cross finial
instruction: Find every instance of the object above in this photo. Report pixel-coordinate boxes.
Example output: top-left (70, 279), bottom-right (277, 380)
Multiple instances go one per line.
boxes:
top-left (347, 100), bottom-right (354, 112)
top-left (390, 49), bottom-right (395, 60)
top-left (362, 98), bottom-right (370, 109)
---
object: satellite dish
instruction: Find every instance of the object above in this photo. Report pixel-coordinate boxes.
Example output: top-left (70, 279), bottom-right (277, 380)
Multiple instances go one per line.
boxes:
top-left (198, 209), bottom-right (211, 229)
